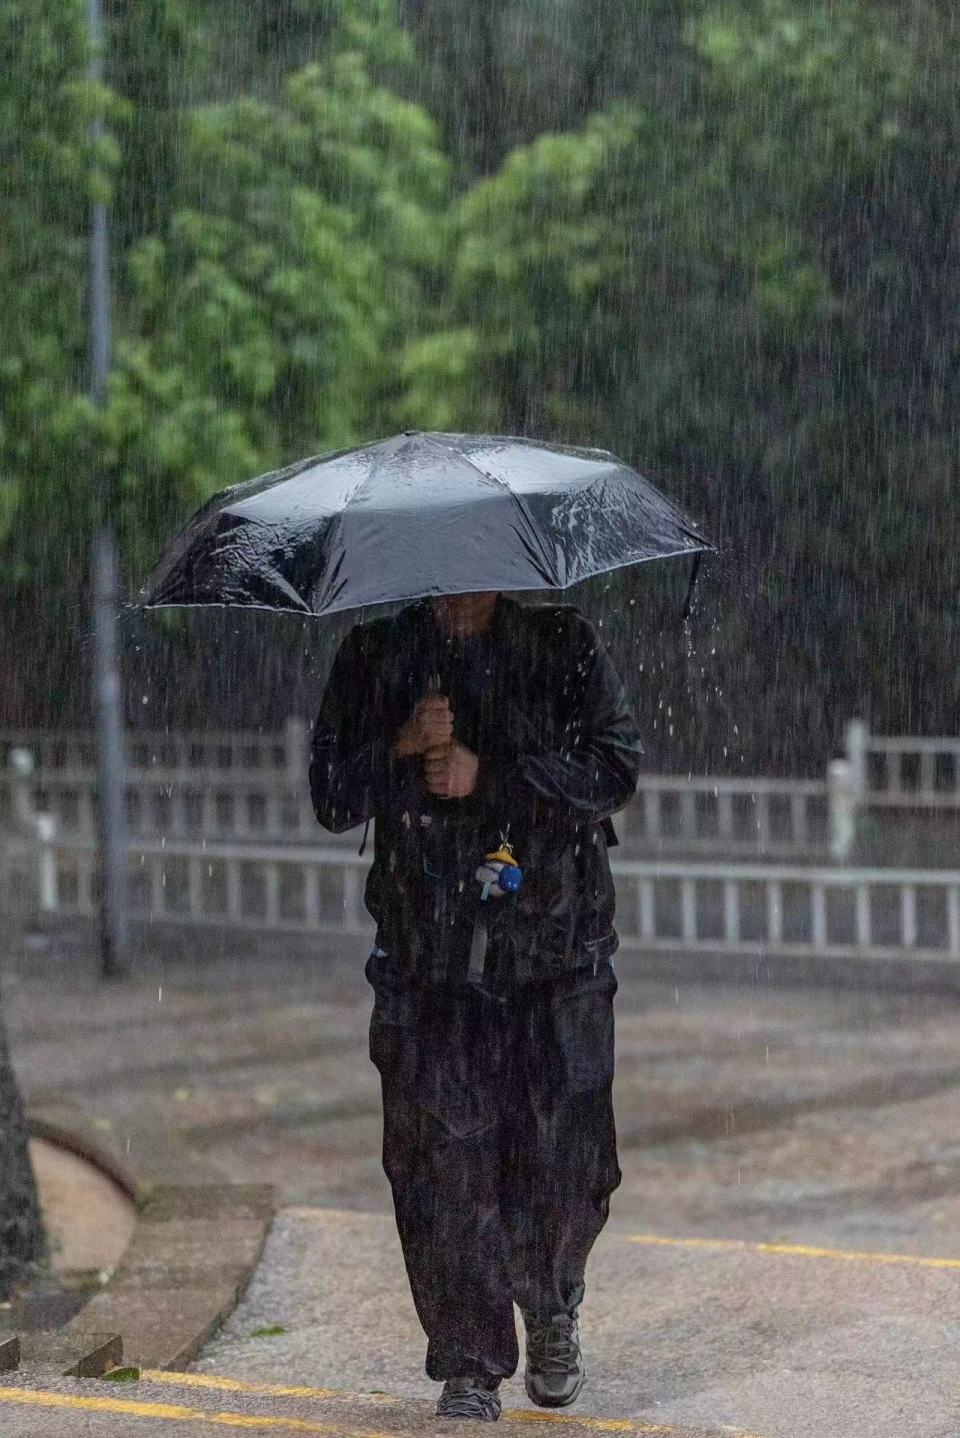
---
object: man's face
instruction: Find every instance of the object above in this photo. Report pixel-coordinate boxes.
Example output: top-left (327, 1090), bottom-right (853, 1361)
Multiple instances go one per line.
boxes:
top-left (430, 591), bottom-right (500, 636)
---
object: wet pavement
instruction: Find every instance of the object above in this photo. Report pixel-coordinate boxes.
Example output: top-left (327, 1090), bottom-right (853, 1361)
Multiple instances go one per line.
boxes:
top-left (3, 938), bottom-right (960, 1435)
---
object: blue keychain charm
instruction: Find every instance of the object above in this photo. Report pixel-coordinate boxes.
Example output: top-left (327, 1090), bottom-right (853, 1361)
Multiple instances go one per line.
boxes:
top-left (475, 842), bottom-right (523, 900)
top-left (468, 839), bottom-right (523, 986)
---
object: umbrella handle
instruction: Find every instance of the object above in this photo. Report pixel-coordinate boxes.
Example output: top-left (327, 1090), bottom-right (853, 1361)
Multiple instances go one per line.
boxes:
top-left (424, 670), bottom-right (456, 799)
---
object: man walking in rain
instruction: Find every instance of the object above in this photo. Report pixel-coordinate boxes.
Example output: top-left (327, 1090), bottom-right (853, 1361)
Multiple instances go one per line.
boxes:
top-left (310, 590), bottom-right (642, 1422)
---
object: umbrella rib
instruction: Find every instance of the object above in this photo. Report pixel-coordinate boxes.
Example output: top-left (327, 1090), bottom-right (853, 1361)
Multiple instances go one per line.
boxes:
top-left (420, 432), bottom-right (513, 494)
top-left (421, 433), bottom-right (562, 585)
top-left (341, 432), bottom-right (405, 510)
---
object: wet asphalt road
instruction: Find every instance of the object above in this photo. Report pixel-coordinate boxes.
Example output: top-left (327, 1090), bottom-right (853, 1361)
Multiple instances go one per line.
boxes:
top-left (3, 937), bottom-right (960, 1435)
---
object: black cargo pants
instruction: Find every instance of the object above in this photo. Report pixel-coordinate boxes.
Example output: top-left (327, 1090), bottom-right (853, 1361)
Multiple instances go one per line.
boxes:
top-left (366, 950), bottom-right (621, 1383)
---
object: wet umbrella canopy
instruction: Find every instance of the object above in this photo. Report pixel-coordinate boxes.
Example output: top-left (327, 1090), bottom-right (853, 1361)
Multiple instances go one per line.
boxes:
top-left (143, 431), bottom-right (710, 616)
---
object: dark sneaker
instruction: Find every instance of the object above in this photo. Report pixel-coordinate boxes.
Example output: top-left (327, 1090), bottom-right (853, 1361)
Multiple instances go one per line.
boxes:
top-left (436, 1377), bottom-right (502, 1421)
top-left (522, 1310), bottom-right (585, 1408)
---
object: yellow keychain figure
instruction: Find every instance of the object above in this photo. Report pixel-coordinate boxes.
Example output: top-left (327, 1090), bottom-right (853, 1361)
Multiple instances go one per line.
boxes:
top-left (475, 842), bottom-right (523, 900)
top-left (468, 836), bottom-right (524, 986)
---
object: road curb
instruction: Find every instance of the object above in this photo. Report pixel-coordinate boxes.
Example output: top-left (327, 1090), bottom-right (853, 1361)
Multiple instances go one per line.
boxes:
top-left (28, 1110), bottom-right (144, 1204)
top-left (62, 1182), bottom-right (274, 1371)
top-left (22, 1106), bottom-right (275, 1372)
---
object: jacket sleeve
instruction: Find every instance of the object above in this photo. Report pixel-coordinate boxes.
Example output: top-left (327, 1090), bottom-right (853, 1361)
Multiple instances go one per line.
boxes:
top-left (479, 614), bottom-right (643, 825)
top-left (309, 627), bottom-right (418, 834)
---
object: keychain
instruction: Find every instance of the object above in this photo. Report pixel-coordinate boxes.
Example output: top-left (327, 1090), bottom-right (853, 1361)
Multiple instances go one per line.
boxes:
top-left (468, 833), bottom-right (523, 986)
top-left (474, 840), bottom-right (523, 900)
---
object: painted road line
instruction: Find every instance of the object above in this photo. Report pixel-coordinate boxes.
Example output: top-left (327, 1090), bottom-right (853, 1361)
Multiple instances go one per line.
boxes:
top-left (143, 1373), bottom-right (641, 1430)
top-left (502, 1413), bottom-right (715, 1434)
top-left (627, 1232), bottom-right (960, 1271)
top-left (127, 1374), bottom-right (768, 1438)
top-left (504, 1417), bottom-right (674, 1434)
top-left (142, 1372), bottom-right (399, 1405)
top-left (152, 1373), bottom-right (670, 1436)
top-left (0, 1387), bottom-right (393, 1437)
top-left (0, 1385), bottom-right (766, 1438)
top-left (504, 1420), bottom-right (766, 1438)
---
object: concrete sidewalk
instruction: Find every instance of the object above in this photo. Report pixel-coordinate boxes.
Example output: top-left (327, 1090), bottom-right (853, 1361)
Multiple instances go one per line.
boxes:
top-left (194, 1202), bottom-right (960, 1436)
top-left (4, 939), bottom-right (960, 1435)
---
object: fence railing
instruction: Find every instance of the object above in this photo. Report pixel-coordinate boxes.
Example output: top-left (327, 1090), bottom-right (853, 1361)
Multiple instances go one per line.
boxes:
top-left (2, 722), bottom-right (957, 892)
top-left (7, 768), bottom-right (836, 858)
top-left (615, 776), bottom-right (830, 856)
top-left (613, 859), bottom-right (960, 959)
top-left (6, 721), bottom-right (959, 964)
top-left (0, 724), bottom-right (301, 778)
top-left (849, 723), bottom-right (960, 809)
top-left (43, 836), bottom-right (960, 962)
top-left (1, 719), bottom-right (844, 859)
top-left (0, 750), bottom-right (57, 930)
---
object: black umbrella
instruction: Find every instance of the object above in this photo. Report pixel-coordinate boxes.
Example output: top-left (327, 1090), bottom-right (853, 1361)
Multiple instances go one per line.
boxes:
top-left (143, 431), bottom-right (711, 616)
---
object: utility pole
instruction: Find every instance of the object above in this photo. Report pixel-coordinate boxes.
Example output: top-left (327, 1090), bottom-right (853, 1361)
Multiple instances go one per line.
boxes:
top-left (89, 0), bottom-right (129, 979)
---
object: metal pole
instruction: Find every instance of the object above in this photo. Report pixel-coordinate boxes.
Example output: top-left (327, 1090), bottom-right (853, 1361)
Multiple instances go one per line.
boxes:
top-left (89, 0), bottom-right (110, 410)
top-left (88, 0), bottom-right (128, 978)
top-left (93, 530), bottom-right (129, 976)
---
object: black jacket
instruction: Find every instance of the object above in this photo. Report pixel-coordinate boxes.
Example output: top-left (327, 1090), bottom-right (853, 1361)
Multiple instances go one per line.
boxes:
top-left (309, 597), bottom-right (643, 986)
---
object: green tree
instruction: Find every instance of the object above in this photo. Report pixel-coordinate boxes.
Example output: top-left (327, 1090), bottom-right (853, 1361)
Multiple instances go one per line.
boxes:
top-left (399, 0), bottom-right (702, 178)
top-left (410, 0), bottom-right (959, 767)
top-left (106, 0), bottom-right (198, 251)
top-left (2, 1), bottom-right (448, 625)
top-left (0, 0), bottom-right (112, 582)
top-left (2, 0), bottom-right (957, 759)
top-left (112, 44), bottom-right (449, 583)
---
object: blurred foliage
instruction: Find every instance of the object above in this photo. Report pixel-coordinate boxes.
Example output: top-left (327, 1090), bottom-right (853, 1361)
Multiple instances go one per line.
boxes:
top-left (404, 0), bottom-right (960, 766)
top-left (0, 0), bottom-right (957, 767)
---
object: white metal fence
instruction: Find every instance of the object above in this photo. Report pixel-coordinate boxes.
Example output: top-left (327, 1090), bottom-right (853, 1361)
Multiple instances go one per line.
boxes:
top-left (4, 719), bottom-right (957, 862)
top-left (6, 718), bottom-right (956, 807)
top-left (7, 767), bottom-right (834, 857)
top-left (3, 721), bottom-right (959, 966)
top-left (0, 726), bottom-right (299, 777)
top-left (848, 723), bottom-right (960, 809)
top-left (41, 835), bottom-right (960, 962)
top-left (0, 718), bottom-right (853, 859)
top-left (615, 776), bottom-right (830, 856)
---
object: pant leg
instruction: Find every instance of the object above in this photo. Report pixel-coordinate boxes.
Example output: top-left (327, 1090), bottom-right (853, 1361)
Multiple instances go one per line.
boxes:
top-left (367, 955), bottom-right (519, 1382)
top-left (502, 963), bottom-right (621, 1320)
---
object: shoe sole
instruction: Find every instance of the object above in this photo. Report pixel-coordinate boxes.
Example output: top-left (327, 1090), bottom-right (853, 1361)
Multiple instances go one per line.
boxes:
top-left (524, 1369), bottom-right (586, 1409)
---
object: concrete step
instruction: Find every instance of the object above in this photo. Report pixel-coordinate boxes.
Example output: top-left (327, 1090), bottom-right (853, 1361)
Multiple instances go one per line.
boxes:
top-left (14, 1329), bottom-right (122, 1377)
top-left (0, 1333), bottom-right (20, 1372)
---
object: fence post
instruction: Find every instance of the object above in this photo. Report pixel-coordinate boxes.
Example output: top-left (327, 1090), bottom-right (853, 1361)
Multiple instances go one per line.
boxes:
top-left (845, 718), bottom-right (868, 801)
top-left (8, 747), bottom-right (37, 825)
top-left (5, 748), bottom-right (58, 926)
top-left (828, 759), bottom-right (857, 863)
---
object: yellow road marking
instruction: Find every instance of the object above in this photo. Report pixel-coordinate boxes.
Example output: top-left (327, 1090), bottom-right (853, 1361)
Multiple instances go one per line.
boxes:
top-left (0, 1386), bottom-right (770, 1438)
top-left (628, 1232), bottom-right (960, 1271)
top-left (0, 1380), bottom-right (768, 1438)
top-left (0, 1387), bottom-right (392, 1436)
top-left (141, 1372), bottom-right (645, 1428)
top-left (141, 1373), bottom-right (768, 1436)
top-left (141, 1372), bottom-right (398, 1405)
top-left (148, 1377), bottom-right (669, 1435)
top-left (502, 1413), bottom-right (678, 1432)
top-left (504, 1419), bottom-right (766, 1438)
